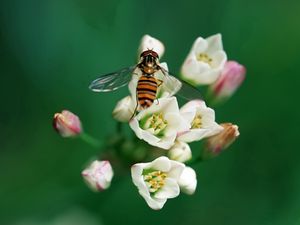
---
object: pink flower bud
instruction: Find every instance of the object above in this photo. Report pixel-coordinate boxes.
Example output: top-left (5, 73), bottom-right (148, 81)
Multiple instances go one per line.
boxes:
top-left (210, 61), bottom-right (246, 101)
top-left (205, 123), bottom-right (239, 156)
top-left (53, 110), bottom-right (82, 137)
top-left (82, 160), bottom-right (114, 191)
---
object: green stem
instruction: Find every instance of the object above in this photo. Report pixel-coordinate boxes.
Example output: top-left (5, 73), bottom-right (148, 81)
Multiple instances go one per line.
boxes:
top-left (79, 132), bottom-right (102, 148)
top-left (116, 122), bottom-right (123, 134)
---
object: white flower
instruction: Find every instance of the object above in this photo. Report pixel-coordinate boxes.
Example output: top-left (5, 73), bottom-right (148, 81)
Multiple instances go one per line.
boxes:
top-left (178, 167), bottom-right (197, 195)
top-left (168, 141), bottom-right (192, 162)
top-left (129, 97), bottom-right (190, 149)
top-left (131, 156), bottom-right (185, 210)
top-left (112, 96), bottom-right (136, 122)
top-left (138, 34), bottom-right (165, 58)
top-left (181, 34), bottom-right (227, 85)
top-left (177, 100), bottom-right (223, 143)
top-left (81, 160), bottom-right (114, 191)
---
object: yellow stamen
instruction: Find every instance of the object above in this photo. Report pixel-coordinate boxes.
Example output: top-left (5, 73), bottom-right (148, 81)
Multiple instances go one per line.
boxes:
top-left (191, 113), bottom-right (202, 129)
top-left (144, 170), bottom-right (167, 193)
top-left (143, 113), bottom-right (168, 135)
top-left (197, 53), bottom-right (213, 65)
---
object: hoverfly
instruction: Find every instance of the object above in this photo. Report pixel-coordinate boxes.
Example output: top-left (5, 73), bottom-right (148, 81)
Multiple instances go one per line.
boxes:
top-left (89, 50), bottom-right (201, 111)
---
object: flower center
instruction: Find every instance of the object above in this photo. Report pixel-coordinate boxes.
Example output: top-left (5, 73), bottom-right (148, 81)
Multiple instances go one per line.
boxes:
top-left (143, 170), bottom-right (167, 193)
top-left (191, 113), bottom-right (202, 129)
top-left (197, 53), bottom-right (212, 65)
top-left (143, 113), bottom-right (168, 136)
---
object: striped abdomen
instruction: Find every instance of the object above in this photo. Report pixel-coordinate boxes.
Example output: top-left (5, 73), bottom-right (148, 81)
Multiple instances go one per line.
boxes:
top-left (137, 75), bottom-right (157, 109)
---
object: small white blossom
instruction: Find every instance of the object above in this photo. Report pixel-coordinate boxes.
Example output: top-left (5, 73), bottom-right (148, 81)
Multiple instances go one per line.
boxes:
top-left (112, 95), bottom-right (136, 122)
top-left (129, 97), bottom-right (190, 149)
top-left (181, 34), bottom-right (227, 85)
top-left (168, 141), bottom-right (192, 162)
top-left (131, 156), bottom-right (185, 210)
top-left (82, 160), bottom-right (114, 191)
top-left (178, 167), bottom-right (197, 195)
top-left (177, 100), bottom-right (223, 143)
top-left (138, 34), bottom-right (165, 58)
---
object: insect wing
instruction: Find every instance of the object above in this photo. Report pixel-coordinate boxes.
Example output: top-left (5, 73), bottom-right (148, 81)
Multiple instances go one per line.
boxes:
top-left (89, 66), bottom-right (136, 92)
top-left (162, 71), bottom-right (202, 100)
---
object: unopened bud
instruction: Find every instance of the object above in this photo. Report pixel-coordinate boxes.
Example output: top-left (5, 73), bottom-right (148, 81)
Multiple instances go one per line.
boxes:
top-left (112, 96), bottom-right (135, 122)
top-left (178, 167), bottom-right (197, 195)
top-left (168, 141), bottom-right (192, 162)
top-left (53, 110), bottom-right (82, 137)
top-left (205, 123), bottom-right (239, 157)
top-left (210, 61), bottom-right (246, 101)
top-left (82, 160), bottom-right (114, 191)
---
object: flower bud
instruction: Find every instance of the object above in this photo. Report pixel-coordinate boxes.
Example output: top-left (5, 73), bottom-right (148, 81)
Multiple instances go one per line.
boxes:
top-left (210, 61), bottom-right (246, 101)
top-left (82, 160), bottom-right (114, 191)
top-left (112, 96), bottom-right (135, 122)
top-left (205, 123), bottom-right (240, 157)
top-left (168, 141), bottom-right (192, 162)
top-left (178, 167), bottom-right (197, 195)
top-left (53, 110), bottom-right (82, 137)
top-left (138, 34), bottom-right (165, 58)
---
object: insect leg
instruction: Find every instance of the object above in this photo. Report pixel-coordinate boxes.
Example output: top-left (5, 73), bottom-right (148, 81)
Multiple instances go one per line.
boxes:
top-left (157, 79), bottom-right (163, 87)
top-left (130, 93), bottom-right (139, 120)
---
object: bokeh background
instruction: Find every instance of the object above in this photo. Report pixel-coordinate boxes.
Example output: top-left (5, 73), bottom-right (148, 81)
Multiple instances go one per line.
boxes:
top-left (1, 0), bottom-right (300, 224)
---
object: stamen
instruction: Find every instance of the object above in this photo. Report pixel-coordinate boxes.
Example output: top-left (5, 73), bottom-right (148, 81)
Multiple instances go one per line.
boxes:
top-left (143, 170), bottom-right (167, 193)
top-left (191, 113), bottom-right (202, 129)
top-left (197, 53), bottom-right (213, 65)
top-left (143, 113), bottom-right (168, 135)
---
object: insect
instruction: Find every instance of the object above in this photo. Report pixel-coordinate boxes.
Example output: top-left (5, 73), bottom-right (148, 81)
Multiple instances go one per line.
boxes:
top-left (89, 50), bottom-right (201, 111)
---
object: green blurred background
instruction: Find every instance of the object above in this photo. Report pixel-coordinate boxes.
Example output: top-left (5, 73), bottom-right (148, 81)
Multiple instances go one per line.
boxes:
top-left (1, 0), bottom-right (299, 224)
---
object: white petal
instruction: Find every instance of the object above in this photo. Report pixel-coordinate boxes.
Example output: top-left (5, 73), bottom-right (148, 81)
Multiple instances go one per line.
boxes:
top-left (154, 178), bottom-right (180, 199)
top-left (147, 156), bottom-right (171, 172)
top-left (178, 167), bottom-right (197, 195)
top-left (210, 51), bottom-right (227, 69)
top-left (140, 129), bottom-right (162, 146)
top-left (136, 97), bottom-right (178, 120)
top-left (138, 34), bottom-right (165, 58)
top-left (195, 68), bottom-right (222, 84)
top-left (192, 37), bottom-right (208, 55)
top-left (177, 127), bottom-right (220, 143)
top-left (180, 99), bottom-right (204, 113)
top-left (206, 34), bottom-right (223, 53)
top-left (131, 163), bottom-right (151, 197)
top-left (129, 118), bottom-right (144, 140)
top-left (112, 96), bottom-right (135, 122)
top-left (168, 160), bottom-right (185, 180)
top-left (141, 193), bottom-right (167, 210)
top-left (155, 134), bottom-right (177, 149)
top-left (164, 112), bottom-right (190, 135)
top-left (179, 111), bottom-right (195, 126)
top-left (181, 58), bottom-right (210, 81)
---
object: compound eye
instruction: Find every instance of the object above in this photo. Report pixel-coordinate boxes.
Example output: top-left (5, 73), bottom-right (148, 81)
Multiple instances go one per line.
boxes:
top-left (152, 51), bottom-right (159, 59)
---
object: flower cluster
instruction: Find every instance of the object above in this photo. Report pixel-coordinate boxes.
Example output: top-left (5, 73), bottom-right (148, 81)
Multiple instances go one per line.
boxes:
top-left (52, 34), bottom-right (245, 210)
